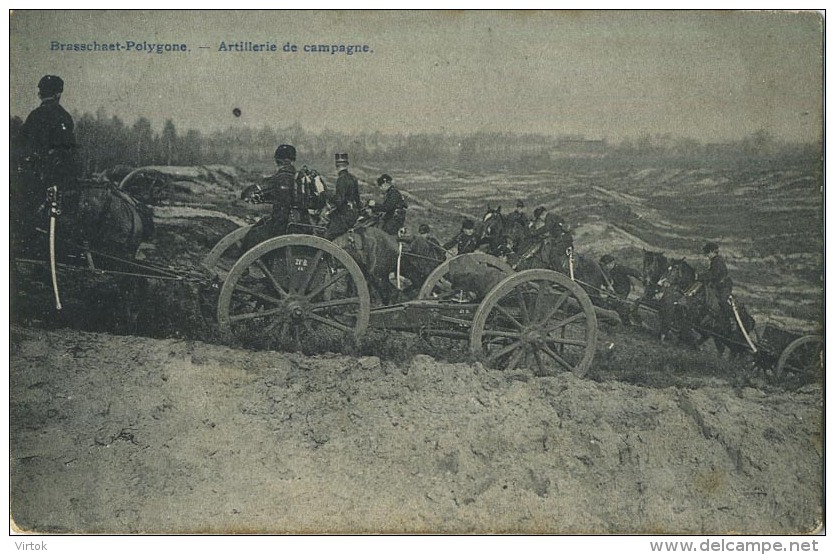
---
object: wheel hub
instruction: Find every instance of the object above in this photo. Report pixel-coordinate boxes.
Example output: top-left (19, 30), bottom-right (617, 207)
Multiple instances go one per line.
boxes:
top-left (285, 296), bottom-right (310, 322)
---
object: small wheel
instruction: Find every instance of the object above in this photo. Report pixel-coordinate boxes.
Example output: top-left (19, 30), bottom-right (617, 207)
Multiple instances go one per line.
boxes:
top-left (470, 269), bottom-right (597, 376)
top-left (775, 335), bottom-right (823, 385)
top-left (418, 252), bottom-right (512, 300)
top-left (201, 225), bottom-right (253, 280)
top-left (217, 234), bottom-right (370, 352)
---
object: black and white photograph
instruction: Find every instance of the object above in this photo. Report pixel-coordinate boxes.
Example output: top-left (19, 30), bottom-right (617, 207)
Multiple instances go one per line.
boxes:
top-left (8, 9), bottom-right (824, 537)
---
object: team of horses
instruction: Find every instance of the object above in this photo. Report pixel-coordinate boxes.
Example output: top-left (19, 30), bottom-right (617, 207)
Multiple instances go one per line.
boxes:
top-left (641, 250), bottom-right (755, 357)
top-left (12, 167), bottom-right (756, 358)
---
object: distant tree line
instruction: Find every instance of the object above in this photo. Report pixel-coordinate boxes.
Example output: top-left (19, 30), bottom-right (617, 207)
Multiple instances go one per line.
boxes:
top-left (11, 108), bottom-right (820, 176)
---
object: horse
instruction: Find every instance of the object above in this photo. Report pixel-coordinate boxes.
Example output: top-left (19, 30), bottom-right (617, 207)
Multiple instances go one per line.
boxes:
top-left (331, 226), bottom-right (402, 304)
top-left (641, 249), bottom-right (668, 302)
top-left (513, 234), bottom-right (609, 304)
top-left (12, 176), bottom-right (155, 330)
top-left (61, 180), bottom-right (155, 266)
top-left (658, 258), bottom-right (755, 357)
top-left (478, 205), bottom-right (529, 258)
top-left (655, 258), bottom-right (696, 342)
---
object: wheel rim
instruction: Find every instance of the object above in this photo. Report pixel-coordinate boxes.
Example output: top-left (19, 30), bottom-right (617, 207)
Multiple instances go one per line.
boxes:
top-left (418, 252), bottom-right (512, 300)
top-left (470, 269), bottom-right (597, 376)
top-left (776, 335), bottom-right (823, 384)
top-left (201, 225), bottom-right (253, 280)
top-left (217, 235), bottom-right (370, 352)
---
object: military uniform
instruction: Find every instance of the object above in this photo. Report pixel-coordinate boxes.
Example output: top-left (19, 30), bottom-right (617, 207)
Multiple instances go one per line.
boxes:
top-left (505, 208), bottom-right (529, 229)
top-left (14, 97), bottom-right (79, 234)
top-left (372, 185), bottom-right (407, 235)
top-left (326, 164), bottom-right (360, 240)
top-left (699, 253), bottom-right (733, 317)
top-left (604, 263), bottom-right (643, 299)
top-left (242, 162), bottom-right (298, 251)
top-left (528, 212), bottom-right (573, 255)
top-left (403, 234), bottom-right (445, 285)
top-left (443, 231), bottom-right (482, 255)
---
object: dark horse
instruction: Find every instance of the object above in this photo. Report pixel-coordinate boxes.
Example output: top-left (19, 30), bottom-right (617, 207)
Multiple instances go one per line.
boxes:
top-left (654, 258), bottom-right (695, 342)
top-left (478, 205), bottom-right (530, 259)
top-left (331, 225), bottom-right (403, 304)
top-left (658, 258), bottom-right (755, 357)
top-left (641, 249), bottom-right (668, 303)
top-left (513, 233), bottom-right (609, 304)
top-left (11, 176), bottom-right (155, 329)
top-left (61, 179), bottom-right (155, 267)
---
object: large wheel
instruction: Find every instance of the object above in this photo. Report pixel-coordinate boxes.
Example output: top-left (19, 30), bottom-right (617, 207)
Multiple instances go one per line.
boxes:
top-left (201, 225), bottom-right (253, 280)
top-left (775, 335), bottom-right (823, 385)
top-left (418, 252), bottom-right (513, 300)
top-left (217, 234), bottom-right (370, 352)
top-left (470, 269), bottom-right (598, 376)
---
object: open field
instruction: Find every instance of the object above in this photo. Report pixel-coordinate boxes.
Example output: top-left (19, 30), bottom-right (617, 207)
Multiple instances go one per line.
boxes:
top-left (10, 159), bottom-right (824, 534)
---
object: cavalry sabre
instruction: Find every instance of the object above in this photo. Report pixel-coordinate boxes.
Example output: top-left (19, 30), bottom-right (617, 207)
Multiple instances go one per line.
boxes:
top-left (729, 295), bottom-right (757, 353)
top-left (567, 246), bottom-right (575, 281)
top-left (47, 185), bottom-right (62, 310)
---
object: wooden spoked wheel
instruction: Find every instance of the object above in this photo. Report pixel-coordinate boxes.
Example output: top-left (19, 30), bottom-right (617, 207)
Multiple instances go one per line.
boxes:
top-left (775, 335), bottom-right (823, 385)
top-left (470, 269), bottom-right (598, 376)
top-left (201, 225), bottom-right (253, 280)
top-left (417, 252), bottom-right (513, 301)
top-left (217, 235), bottom-right (370, 352)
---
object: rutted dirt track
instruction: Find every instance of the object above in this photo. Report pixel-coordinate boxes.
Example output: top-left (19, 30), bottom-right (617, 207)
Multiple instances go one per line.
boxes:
top-left (10, 165), bottom-right (823, 533)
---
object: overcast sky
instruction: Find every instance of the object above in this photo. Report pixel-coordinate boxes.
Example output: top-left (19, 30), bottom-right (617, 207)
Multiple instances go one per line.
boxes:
top-left (9, 10), bottom-right (823, 143)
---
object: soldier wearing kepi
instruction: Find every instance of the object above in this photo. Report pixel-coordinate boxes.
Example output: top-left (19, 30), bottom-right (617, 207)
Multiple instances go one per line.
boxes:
top-left (370, 173), bottom-right (408, 236)
top-left (241, 144), bottom-right (298, 251)
top-left (325, 152), bottom-right (361, 240)
top-left (443, 218), bottom-right (481, 255)
top-left (13, 75), bottom-right (80, 246)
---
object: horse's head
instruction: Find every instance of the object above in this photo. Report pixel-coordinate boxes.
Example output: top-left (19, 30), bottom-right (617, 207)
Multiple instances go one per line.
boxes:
top-left (643, 250), bottom-right (668, 285)
top-left (479, 204), bottom-right (506, 247)
top-left (658, 258), bottom-right (695, 291)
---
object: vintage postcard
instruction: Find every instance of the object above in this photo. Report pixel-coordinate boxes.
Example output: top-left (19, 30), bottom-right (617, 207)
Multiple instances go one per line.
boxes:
top-left (9, 10), bottom-right (824, 538)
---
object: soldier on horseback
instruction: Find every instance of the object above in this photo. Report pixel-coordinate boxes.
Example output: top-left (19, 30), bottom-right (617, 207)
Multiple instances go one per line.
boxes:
top-left (526, 208), bottom-right (574, 259)
top-left (692, 242), bottom-right (733, 323)
top-left (505, 199), bottom-right (529, 229)
top-left (325, 152), bottom-right (361, 240)
top-left (369, 173), bottom-right (408, 236)
top-left (12, 75), bottom-right (80, 251)
top-left (443, 218), bottom-right (482, 255)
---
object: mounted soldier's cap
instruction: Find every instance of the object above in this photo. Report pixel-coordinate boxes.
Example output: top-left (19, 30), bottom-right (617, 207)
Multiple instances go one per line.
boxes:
top-left (419, 223), bottom-right (430, 234)
top-left (516, 199), bottom-right (525, 208)
top-left (377, 174), bottom-right (392, 186)
top-left (462, 218), bottom-right (475, 230)
top-left (600, 254), bottom-right (615, 265)
top-left (702, 242), bottom-right (719, 254)
top-left (335, 153), bottom-right (349, 166)
top-left (274, 144), bottom-right (296, 161)
top-left (38, 75), bottom-right (64, 96)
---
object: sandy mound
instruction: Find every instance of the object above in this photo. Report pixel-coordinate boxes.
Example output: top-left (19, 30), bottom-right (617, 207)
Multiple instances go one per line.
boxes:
top-left (10, 327), bottom-right (822, 534)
